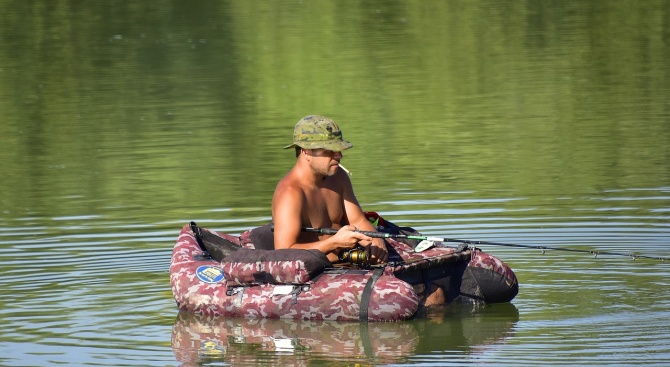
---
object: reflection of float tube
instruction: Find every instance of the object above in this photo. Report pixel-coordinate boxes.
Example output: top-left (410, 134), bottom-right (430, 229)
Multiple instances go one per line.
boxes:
top-left (413, 302), bottom-right (520, 354)
top-left (171, 305), bottom-right (519, 365)
top-left (171, 312), bottom-right (420, 365)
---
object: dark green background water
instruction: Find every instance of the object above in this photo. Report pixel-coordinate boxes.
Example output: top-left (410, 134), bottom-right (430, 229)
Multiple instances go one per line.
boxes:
top-left (1, 1), bottom-right (669, 366)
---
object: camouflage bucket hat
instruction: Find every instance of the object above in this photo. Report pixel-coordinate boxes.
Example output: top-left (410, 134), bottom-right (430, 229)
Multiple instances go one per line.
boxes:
top-left (284, 115), bottom-right (353, 151)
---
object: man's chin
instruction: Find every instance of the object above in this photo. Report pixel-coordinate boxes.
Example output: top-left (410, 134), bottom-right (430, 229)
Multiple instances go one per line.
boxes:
top-left (331, 167), bottom-right (342, 175)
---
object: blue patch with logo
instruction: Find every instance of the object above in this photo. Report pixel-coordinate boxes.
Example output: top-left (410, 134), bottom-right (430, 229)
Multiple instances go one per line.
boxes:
top-left (196, 265), bottom-right (225, 284)
top-left (200, 340), bottom-right (226, 356)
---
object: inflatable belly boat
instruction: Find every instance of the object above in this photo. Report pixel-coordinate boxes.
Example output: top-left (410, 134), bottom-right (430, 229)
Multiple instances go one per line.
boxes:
top-left (170, 217), bottom-right (518, 321)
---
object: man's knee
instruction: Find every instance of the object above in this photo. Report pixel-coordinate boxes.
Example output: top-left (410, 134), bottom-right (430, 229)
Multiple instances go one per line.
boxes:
top-left (414, 283), bottom-right (446, 307)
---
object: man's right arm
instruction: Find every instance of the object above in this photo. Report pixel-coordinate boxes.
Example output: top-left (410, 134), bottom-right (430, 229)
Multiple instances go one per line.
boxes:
top-left (271, 185), bottom-right (308, 251)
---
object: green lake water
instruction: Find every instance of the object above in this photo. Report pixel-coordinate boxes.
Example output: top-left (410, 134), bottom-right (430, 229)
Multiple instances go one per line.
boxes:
top-left (1, 1), bottom-right (669, 366)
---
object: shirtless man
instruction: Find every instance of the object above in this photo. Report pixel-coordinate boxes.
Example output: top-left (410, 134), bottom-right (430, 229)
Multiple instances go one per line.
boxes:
top-left (271, 115), bottom-right (388, 264)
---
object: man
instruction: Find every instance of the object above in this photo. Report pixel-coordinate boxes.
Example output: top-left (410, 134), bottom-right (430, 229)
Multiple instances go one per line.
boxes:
top-left (271, 115), bottom-right (388, 264)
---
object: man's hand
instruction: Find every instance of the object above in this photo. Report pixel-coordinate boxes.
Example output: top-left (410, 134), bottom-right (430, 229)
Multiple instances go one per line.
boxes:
top-left (367, 238), bottom-right (388, 264)
top-left (330, 225), bottom-right (373, 253)
top-left (355, 236), bottom-right (388, 265)
top-left (331, 226), bottom-right (387, 264)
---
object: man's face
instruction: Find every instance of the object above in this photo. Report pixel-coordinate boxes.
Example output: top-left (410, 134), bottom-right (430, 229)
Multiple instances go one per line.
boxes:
top-left (308, 149), bottom-right (343, 176)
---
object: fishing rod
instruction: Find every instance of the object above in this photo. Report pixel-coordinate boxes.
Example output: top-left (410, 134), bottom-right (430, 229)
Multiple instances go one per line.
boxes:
top-left (302, 227), bottom-right (669, 263)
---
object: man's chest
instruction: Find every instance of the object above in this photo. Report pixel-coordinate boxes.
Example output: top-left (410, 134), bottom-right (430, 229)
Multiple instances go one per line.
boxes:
top-left (303, 186), bottom-right (344, 224)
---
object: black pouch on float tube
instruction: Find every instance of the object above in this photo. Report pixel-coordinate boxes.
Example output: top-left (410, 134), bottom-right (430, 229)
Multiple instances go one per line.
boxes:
top-left (249, 223), bottom-right (276, 250)
top-left (190, 221), bottom-right (241, 261)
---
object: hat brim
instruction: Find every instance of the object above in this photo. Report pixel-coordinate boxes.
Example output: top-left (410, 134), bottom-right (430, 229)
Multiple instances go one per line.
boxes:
top-left (284, 140), bottom-right (353, 151)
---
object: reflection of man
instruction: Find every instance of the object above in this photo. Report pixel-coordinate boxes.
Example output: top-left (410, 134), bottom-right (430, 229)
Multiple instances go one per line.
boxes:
top-left (271, 115), bottom-right (388, 264)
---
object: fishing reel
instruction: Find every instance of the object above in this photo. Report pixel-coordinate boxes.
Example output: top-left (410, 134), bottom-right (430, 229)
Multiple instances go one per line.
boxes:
top-left (338, 247), bottom-right (370, 265)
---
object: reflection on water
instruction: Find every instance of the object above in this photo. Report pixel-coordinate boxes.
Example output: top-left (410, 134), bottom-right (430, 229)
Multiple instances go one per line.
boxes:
top-left (2, 1), bottom-right (670, 218)
top-left (1, 0), bottom-right (669, 366)
top-left (171, 303), bottom-right (519, 366)
top-left (0, 191), bottom-right (668, 366)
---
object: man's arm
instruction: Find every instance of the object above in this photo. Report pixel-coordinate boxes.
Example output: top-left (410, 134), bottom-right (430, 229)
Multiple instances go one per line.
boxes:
top-left (340, 171), bottom-right (389, 264)
top-left (271, 184), bottom-right (307, 250)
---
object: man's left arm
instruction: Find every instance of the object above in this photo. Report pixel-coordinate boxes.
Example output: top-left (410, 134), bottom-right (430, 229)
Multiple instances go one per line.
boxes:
top-left (340, 171), bottom-right (388, 264)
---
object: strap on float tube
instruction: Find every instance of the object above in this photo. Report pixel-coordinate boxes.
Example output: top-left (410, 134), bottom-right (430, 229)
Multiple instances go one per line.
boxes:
top-left (190, 221), bottom-right (208, 252)
top-left (301, 227), bottom-right (669, 263)
top-left (359, 268), bottom-right (384, 321)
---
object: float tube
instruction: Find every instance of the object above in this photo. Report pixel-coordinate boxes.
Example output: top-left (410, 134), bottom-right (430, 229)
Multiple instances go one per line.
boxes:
top-left (170, 215), bottom-right (518, 321)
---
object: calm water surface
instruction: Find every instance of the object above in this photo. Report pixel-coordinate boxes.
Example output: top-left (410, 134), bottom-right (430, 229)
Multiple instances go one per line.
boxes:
top-left (1, 1), bottom-right (669, 366)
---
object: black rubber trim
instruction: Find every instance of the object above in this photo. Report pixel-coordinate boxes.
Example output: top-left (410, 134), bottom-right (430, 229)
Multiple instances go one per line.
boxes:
top-left (359, 268), bottom-right (384, 321)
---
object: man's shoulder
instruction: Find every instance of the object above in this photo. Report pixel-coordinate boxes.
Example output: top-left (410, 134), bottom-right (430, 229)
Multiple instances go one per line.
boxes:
top-left (273, 172), bottom-right (305, 197)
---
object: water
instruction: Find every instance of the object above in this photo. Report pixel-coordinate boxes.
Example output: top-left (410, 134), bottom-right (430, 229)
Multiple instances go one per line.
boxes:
top-left (1, 1), bottom-right (669, 366)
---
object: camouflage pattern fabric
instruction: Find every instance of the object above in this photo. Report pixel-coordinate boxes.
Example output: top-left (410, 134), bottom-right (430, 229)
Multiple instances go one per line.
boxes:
top-left (365, 211), bottom-right (518, 302)
top-left (382, 238), bottom-right (471, 276)
top-left (221, 249), bottom-right (331, 285)
top-left (283, 115), bottom-right (353, 151)
top-left (171, 312), bottom-right (420, 365)
top-left (170, 224), bottom-right (418, 321)
top-left (170, 223), bottom-right (518, 321)
top-left (468, 248), bottom-right (517, 284)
